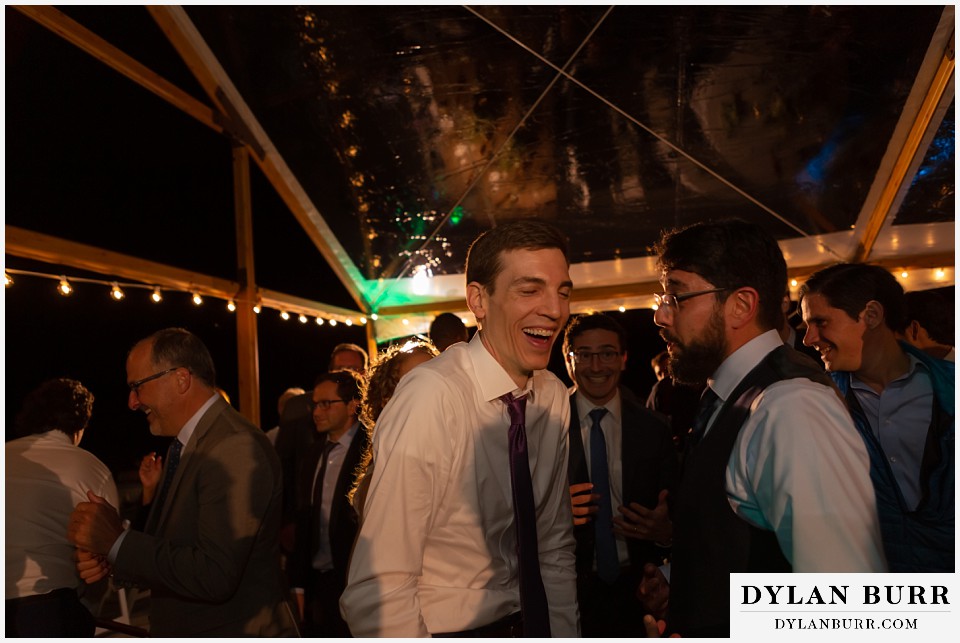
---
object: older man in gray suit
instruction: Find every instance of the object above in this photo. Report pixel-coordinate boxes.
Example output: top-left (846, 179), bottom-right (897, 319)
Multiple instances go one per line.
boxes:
top-left (68, 328), bottom-right (297, 636)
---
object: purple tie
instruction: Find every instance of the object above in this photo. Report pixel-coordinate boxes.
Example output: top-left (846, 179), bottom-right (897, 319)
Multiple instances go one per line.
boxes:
top-left (500, 393), bottom-right (552, 637)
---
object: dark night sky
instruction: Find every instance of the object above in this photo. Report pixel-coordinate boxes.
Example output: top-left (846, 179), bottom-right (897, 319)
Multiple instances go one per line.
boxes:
top-left (3, 7), bottom-right (668, 476)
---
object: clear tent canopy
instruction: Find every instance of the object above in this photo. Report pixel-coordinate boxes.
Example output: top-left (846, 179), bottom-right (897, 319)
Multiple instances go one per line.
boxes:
top-left (6, 5), bottom-right (955, 343)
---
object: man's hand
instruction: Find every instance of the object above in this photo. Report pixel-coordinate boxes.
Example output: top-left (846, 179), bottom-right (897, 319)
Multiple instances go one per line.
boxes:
top-left (67, 490), bottom-right (123, 556)
top-left (75, 548), bottom-right (111, 584)
top-left (614, 489), bottom-right (672, 543)
top-left (569, 482), bottom-right (599, 526)
top-left (139, 452), bottom-right (163, 506)
top-left (637, 563), bottom-right (670, 621)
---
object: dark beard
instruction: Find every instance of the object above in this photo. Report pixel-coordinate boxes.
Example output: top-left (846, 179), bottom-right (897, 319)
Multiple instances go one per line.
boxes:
top-left (667, 309), bottom-right (727, 386)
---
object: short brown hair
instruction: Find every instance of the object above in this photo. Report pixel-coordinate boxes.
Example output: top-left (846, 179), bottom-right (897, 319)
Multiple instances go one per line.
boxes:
top-left (466, 220), bottom-right (569, 294)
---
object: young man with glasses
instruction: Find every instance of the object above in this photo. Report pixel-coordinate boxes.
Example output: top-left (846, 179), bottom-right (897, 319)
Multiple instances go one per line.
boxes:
top-left (66, 327), bottom-right (297, 636)
top-left (562, 312), bottom-right (676, 637)
top-left (288, 370), bottom-right (366, 636)
top-left (639, 220), bottom-right (886, 637)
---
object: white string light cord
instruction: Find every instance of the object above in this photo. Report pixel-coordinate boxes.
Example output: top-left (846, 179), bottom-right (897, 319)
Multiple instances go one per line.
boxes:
top-left (3, 268), bottom-right (371, 328)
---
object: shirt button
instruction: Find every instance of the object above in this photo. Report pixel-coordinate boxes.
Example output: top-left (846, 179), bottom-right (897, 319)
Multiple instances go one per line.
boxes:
top-left (890, 456), bottom-right (897, 463)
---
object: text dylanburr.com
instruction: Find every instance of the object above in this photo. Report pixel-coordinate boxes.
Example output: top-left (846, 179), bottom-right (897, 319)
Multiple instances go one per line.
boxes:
top-left (731, 573), bottom-right (956, 641)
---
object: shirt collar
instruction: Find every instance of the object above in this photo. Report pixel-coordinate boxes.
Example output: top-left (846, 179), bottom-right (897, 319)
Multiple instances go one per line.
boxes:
top-left (469, 330), bottom-right (538, 403)
top-left (177, 393), bottom-right (220, 449)
top-left (851, 351), bottom-right (928, 393)
top-left (575, 388), bottom-right (621, 424)
top-left (709, 329), bottom-right (783, 402)
top-left (330, 421), bottom-right (361, 448)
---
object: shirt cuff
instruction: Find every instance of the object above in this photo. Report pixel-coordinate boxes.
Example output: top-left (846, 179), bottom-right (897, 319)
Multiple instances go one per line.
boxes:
top-left (107, 528), bottom-right (130, 564)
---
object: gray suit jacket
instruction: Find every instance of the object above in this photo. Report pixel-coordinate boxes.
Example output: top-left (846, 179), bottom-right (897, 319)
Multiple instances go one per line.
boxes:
top-left (116, 396), bottom-right (297, 636)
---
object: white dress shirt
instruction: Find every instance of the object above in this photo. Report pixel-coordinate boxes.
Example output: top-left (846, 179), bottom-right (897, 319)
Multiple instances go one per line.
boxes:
top-left (311, 422), bottom-right (360, 571)
top-left (340, 332), bottom-right (578, 637)
top-left (6, 430), bottom-right (119, 599)
top-left (703, 329), bottom-right (887, 572)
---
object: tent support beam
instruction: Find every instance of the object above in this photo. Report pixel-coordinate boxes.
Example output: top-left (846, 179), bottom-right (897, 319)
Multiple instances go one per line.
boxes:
top-left (233, 145), bottom-right (261, 426)
top-left (4, 225), bottom-right (364, 321)
top-left (13, 5), bottom-right (224, 136)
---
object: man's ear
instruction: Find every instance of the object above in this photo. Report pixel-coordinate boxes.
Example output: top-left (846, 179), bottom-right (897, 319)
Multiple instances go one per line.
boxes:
top-left (727, 287), bottom-right (760, 330)
top-left (466, 281), bottom-right (486, 324)
top-left (175, 368), bottom-right (191, 394)
top-left (862, 300), bottom-right (885, 330)
top-left (619, 350), bottom-right (628, 372)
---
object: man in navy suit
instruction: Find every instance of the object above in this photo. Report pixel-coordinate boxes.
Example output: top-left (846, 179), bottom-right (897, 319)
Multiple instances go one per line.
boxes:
top-left (289, 370), bottom-right (367, 637)
top-left (563, 313), bottom-right (677, 636)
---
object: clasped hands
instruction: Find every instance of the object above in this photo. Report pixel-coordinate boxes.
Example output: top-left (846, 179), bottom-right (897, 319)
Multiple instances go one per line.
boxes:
top-left (569, 484), bottom-right (672, 544)
top-left (67, 489), bottom-right (124, 584)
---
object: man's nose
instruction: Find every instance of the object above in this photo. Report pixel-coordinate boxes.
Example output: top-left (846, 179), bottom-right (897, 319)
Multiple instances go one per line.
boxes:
top-left (128, 390), bottom-right (140, 411)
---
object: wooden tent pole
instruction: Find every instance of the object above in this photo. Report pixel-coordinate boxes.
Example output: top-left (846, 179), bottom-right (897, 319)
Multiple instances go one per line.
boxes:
top-left (233, 145), bottom-right (261, 426)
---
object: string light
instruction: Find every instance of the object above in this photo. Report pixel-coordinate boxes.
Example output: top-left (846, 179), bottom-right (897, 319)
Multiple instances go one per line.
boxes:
top-left (935, 268), bottom-right (946, 279)
top-left (227, 299), bottom-right (237, 312)
top-left (110, 282), bottom-right (125, 301)
top-left (4, 272), bottom-right (13, 287)
top-left (280, 310), bottom-right (290, 321)
top-left (618, 306), bottom-right (626, 313)
top-left (651, 303), bottom-right (659, 311)
top-left (329, 319), bottom-right (338, 327)
top-left (360, 317), bottom-right (367, 325)
top-left (370, 313), bottom-right (378, 321)
top-left (316, 316), bottom-right (325, 326)
top-left (58, 276), bottom-right (73, 296)
top-left (345, 319), bottom-right (353, 326)
top-left (900, 271), bottom-right (909, 279)
top-left (253, 300), bottom-right (262, 314)
top-left (151, 287), bottom-right (163, 303)
top-left (401, 318), bottom-right (409, 325)
top-left (298, 313), bottom-right (308, 324)
top-left (790, 279), bottom-right (798, 288)
top-left (192, 291), bottom-right (203, 306)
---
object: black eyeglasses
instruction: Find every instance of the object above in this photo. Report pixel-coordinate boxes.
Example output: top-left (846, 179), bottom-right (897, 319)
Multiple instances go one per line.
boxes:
top-left (311, 399), bottom-right (347, 410)
top-left (128, 366), bottom-right (180, 393)
top-left (569, 349), bottom-right (621, 364)
top-left (654, 287), bottom-right (727, 309)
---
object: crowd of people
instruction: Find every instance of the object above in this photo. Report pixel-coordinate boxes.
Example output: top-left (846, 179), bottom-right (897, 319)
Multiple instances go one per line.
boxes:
top-left (5, 219), bottom-right (955, 638)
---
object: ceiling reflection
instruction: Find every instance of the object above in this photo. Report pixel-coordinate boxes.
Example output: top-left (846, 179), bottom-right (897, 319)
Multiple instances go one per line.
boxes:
top-left (185, 5), bottom-right (947, 281)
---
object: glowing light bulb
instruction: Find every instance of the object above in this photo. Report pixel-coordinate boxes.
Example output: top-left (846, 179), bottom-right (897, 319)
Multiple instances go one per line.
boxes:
top-left (790, 279), bottom-right (798, 288)
top-left (58, 277), bottom-right (73, 296)
top-left (253, 301), bottom-right (262, 314)
top-left (345, 319), bottom-right (353, 326)
top-left (4, 272), bottom-right (13, 287)
top-left (360, 317), bottom-right (367, 325)
top-left (280, 310), bottom-right (290, 321)
top-left (401, 318), bottom-right (409, 326)
top-left (192, 291), bottom-right (203, 306)
top-left (900, 271), bottom-right (908, 279)
top-left (935, 268), bottom-right (945, 280)
top-left (151, 287), bottom-right (163, 303)
top-left (329, 319), bottom-right (338, 327)
top-left (316, 317), bottom-right (325, 326)
top-left (618, 306), bottom-right (626, 313)
top-left (299, 314), bottom-right (308, 324)
top-left (651, 303), bottom-right (659, 311)
top-left (371, 313), bottom-right (379, 321)
top-left (110, 282), bottom-right (125, 301)
top-left (227, 299), bottom-right (237, 312)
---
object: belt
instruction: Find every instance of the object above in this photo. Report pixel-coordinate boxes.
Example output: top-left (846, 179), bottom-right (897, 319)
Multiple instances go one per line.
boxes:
top-left (435, 611), bottom-right (524, 638)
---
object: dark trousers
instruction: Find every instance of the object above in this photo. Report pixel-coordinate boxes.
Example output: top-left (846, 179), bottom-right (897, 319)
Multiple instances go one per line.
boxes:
top-left (6, 588), bottom-right (95, 638)
top-left (303, 569), bottom-right (352, 638)
top-left (578, 567), bottom-right (649, 637)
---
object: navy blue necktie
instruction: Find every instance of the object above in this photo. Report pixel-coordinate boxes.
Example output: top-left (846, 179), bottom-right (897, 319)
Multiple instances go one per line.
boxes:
top-left (690, 387), bottom-right (721, 445)
top-left (154, 438), bottom-right (182, 514)
top-left (501, 393), bottom-right (551, 637)
top-left (589, 408), bottom-right (619, 584)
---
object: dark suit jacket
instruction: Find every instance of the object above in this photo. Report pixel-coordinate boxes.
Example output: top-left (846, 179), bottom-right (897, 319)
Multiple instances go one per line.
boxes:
top-left (289, 425), bottom-right (368, 590)
top-left (568, 387), bottom-right (677, 577)
top-left (115, 396), bottom-right (297, 637)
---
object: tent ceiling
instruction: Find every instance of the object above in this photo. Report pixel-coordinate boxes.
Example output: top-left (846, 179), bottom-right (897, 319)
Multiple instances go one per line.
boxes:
top-left (7, 5), bottom-right (955, 342)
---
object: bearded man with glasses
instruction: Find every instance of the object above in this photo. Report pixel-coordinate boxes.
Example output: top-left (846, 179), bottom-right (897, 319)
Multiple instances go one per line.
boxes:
top-left (638, 220), bottom-right (886, 638)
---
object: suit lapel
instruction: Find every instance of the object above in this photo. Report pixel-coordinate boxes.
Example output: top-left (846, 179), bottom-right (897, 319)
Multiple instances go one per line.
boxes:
top-left (567, 393), bottom-right (588, 485)
top-left (329, 428), bottom-right (367, 535)
top-left (149, 397), bottom-right (226, 533)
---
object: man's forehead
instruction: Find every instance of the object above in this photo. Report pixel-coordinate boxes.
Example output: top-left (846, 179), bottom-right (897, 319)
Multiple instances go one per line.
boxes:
top-left (661, 269), bottom-right (708, 288)
top-left (313, 381), bottom-right (337, 397)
